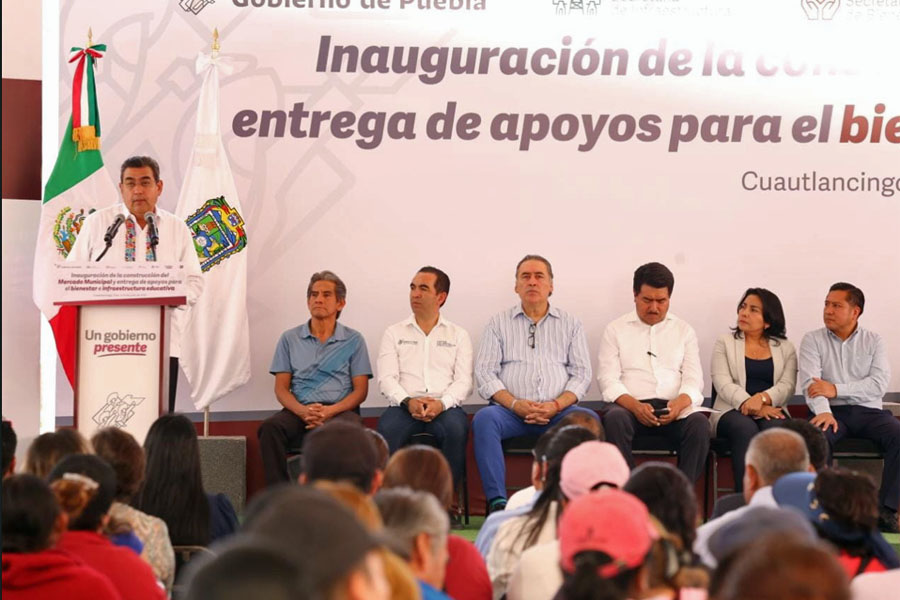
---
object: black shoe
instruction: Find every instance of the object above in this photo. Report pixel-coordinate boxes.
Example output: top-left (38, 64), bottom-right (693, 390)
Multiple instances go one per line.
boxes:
top-left (486, 498), bottom-right (507, 516)
top-left (449, 512), bottom-right (465, 530)
top-left (878, 508), bottom-right (899, 533)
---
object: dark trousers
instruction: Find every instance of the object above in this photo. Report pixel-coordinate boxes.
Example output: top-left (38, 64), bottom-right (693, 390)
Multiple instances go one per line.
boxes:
top-left (376, 406), bottom-right (469, 488)
top-left (717, 411), bottom-right (787, 492)
top-left (257, 408), bottom-right (362, 486)
top-left (818, 405), bottom-right (900, 512)
top-left (602, 401), bottom-right (710, 483)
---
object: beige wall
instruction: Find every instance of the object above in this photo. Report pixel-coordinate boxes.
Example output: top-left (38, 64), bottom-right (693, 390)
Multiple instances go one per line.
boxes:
top-left (2, 0), bottom-right (43, 466)
top-left (2, 0), bottom-right (41, 80)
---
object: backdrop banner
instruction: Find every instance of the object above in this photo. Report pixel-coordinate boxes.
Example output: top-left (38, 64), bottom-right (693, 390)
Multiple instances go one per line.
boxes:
top-left (55, 0), bottom-right (900, 413)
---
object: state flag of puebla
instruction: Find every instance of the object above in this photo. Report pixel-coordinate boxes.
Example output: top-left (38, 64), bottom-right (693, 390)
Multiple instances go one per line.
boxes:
top-left (173, 49), bottom-right (250, 409)
top-left (33, 41), bottom-right (119, 386)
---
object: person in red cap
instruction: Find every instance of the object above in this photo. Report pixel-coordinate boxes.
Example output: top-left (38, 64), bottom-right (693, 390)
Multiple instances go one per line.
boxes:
top-left (555, 489), bottom-right (659, 600)
top-left (507, 441), bottom-right (630, 600)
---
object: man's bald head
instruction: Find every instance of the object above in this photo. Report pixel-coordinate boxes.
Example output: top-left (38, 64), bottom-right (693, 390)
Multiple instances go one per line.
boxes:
top-left (745, 429), bottom-right (810, 490)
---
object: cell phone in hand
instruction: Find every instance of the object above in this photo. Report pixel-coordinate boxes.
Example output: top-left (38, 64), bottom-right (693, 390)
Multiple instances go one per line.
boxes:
top-left (652, 407), bottom-right (670, 418)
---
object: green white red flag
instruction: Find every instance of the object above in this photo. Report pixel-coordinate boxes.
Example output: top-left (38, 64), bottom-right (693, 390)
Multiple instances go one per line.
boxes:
top-left (33, 42), bottom-right (118, 385)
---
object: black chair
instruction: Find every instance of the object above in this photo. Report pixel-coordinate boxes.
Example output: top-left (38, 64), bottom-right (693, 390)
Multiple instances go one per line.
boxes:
top-left (706, 386), bottom-right (734, 506)
top-left (409, 432), bottom-right (470, 524)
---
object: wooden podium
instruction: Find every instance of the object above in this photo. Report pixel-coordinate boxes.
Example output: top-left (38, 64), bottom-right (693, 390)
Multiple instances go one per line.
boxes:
top-left (54, 262), bottom-right (187, 443)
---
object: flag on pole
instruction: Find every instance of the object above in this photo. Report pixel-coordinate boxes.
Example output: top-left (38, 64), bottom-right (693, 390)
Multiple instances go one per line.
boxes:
top-left (33, 42), bottom-right (118, 386)
top-left (174, 49), bottom-right (250, 409)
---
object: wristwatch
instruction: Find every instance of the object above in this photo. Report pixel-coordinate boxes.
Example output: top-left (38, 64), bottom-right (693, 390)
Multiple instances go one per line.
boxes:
top-left (401, 397), bottom-right (411, 410)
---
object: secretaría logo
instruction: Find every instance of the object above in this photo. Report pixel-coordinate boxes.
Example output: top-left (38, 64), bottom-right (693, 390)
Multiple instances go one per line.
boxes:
top-left (553, 0), bottom-right (601, 16)
top-left (801, 0), bottom-right (841, 20)
top-left (93, 392), bottom-right (145, 428)
top-left (180, 0), bottom-right (216, 15)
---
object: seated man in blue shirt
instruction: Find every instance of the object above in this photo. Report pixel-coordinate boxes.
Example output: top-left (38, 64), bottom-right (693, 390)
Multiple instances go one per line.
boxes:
top-left (473, 254), bottom-right (599, 513)
top-left (258, 270), bottom-right (372, 486)
top-left (799, 282), bottom-right (899, 532)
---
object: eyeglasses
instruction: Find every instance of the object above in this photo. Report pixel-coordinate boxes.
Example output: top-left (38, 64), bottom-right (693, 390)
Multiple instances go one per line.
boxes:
top-left (528, 322), bottom-right (536, 349)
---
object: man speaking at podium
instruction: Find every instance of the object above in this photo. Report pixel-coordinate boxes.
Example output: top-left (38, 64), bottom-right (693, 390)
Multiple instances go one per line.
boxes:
top-left (68, 156), bottom-right (203, 410)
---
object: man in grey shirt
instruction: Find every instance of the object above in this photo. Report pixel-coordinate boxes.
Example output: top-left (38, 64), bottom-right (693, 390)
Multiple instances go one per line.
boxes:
top-left (799, 282), bottom-right (899, 532)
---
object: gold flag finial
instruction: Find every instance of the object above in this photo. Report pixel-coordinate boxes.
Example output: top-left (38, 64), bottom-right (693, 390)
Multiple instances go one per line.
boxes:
top-left (212, 28), bottom-right (220, 53)
top-left (88, 27), bottom-right (93, 47)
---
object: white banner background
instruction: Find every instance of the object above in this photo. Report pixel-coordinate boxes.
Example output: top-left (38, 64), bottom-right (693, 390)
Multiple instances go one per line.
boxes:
top-left (55, 0), bottom-right (900, 414)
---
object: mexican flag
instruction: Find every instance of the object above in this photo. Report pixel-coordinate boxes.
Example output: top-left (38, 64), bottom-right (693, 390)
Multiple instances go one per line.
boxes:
top-left (173, 50), bottom-right (250, 409)
top-left (33, 43), bottom-right (118, 386)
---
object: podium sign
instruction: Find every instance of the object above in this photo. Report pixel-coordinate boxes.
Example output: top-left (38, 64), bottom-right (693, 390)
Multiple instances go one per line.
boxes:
top-left (54, 263), bottom-right (187, 443)
top-left (77, 304), bottom-right (168, 443)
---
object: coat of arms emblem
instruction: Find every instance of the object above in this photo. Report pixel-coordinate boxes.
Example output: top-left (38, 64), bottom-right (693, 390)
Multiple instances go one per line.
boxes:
top-left (186, 196), bottom-right (248, 272)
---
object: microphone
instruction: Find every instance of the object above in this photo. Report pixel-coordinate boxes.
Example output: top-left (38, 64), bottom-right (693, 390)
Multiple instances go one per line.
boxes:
top-left (145, 212), bottom-right (160, 248)
top-left (96, 214), bottom-right (126, 261)
top-left (103, 214), bottom-right (126, 244)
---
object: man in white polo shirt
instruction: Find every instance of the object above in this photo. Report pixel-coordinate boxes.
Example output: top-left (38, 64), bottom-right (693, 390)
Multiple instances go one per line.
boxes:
top-left (376, 266), bottom-right (473, 491)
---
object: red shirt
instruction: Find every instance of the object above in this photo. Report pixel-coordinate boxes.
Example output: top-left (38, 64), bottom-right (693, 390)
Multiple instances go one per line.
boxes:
top-left (838, 550), bottom-right (888, 578)
top-left (445, 534), bottom-right (492, 600)
top-left (57, 530), bottom-right (165, 600)
top-left (2, 548), bottom-right (121, 600)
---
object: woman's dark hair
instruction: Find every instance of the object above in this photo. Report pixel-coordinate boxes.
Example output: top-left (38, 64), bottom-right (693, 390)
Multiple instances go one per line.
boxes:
top-left (815, 467), bottom-right (878, 531)
top-left (133, 414), bottom-right (210, 545)
top-left (633, 262), bottom-right (674, 296)
top-left (91, 427), bottom-right (146, 502)
top-left (2, 474), bottom-right (62, 552)
top-left (731, 287), bottom-right (787, 341)
top-left (624, 462), bottom-right (698, 549)
top-left (382, 445), bottom-right (453, 510)
top-left (24, 428), bottom-right (91, 478)
top-left (560, 550), bottom-right (642, 600)
top-left (517, 425), bottom-right (596, 549)
top-left (47, 454), bottom-right (116, 531)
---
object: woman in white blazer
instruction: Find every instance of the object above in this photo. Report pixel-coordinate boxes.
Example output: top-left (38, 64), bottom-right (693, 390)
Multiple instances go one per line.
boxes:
top-left (710, 288), bottom-right (797, 491)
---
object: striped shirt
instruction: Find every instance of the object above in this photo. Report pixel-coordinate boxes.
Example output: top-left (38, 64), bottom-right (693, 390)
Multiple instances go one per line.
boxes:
top-left (475, 304), bottom-right (592, 402)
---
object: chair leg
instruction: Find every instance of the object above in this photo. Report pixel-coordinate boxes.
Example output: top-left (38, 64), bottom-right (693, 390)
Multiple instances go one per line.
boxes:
top-left (462, 469), bottom-right (470, 525)
top-left (713, 452), bottom-right (719, 505)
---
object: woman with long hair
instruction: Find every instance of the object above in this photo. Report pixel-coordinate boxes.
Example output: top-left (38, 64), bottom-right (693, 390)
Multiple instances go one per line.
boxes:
top-left (486, 425), bottom-right (596, 599)
top-left (710, 287), bottom-right (797, 490)
top-left (133, 414), bottom-right (237, 549)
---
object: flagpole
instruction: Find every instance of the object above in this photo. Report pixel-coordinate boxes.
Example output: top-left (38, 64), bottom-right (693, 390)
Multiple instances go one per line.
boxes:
top-left (200, 25), bottom-right (219, 440)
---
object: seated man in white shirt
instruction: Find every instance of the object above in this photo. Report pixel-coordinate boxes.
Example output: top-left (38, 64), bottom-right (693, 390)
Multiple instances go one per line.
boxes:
top-left (376, 267), bottom-right (473, 494)
top-left (67, 156), bottom-right (204, 412)
top-left (597, 262), bottom-right (708, 482)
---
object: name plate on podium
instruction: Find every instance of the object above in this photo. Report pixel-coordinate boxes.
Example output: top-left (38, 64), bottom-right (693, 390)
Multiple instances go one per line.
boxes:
top-left (53, 262), bottom-right (186, 304)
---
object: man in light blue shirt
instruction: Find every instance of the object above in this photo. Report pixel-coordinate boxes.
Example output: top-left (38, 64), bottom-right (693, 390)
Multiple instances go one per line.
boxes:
top-left (258, 270), bottom-right (372, 485)
top-left (473, 254), bottom-right (598, 512)
top-left (799, 282), bottom-right (898, 532)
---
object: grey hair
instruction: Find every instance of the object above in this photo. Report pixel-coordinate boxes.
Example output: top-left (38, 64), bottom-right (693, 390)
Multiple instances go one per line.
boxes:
top-left (515, 254), bottom-right (554, 279)
top-left (374, 487), bottom-right (449, 561)
top-left (307, 271), bottom-right (347, 319)
top-left (746, 428), bottom-right (810, 486)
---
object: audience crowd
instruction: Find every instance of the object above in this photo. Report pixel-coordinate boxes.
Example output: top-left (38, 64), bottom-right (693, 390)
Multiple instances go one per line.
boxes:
top-left (3, 411), bottom-right (898, 600)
